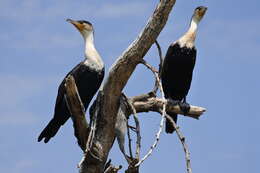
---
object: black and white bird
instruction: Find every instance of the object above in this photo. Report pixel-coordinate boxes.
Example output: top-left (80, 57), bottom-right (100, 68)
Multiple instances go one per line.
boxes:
top-left (38, 19), bottom-right (104, 143)
top-left (161, 6), bottom-right (207, 133)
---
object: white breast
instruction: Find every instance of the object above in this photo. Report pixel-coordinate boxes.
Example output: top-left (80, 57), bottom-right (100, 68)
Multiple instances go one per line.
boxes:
top-left (178, 31), bottom-right (196, 49)
top-left (83, 58), bottom-right (104, 71)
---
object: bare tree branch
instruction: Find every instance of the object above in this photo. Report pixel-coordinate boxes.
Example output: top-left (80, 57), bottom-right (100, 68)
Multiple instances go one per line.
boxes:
top-left (142, 57), bottom-right (194, 172)
top-left (64, 74), bottom-right (205, 173)
top-left (164, 114), bottom-right (192, 173)
top-left (155, 40), bottom-right (163, 70)
top-left (81, 1), bottom-right (177, 172)
top-left (132, 97), bottom-right (206, 119)
top-left (127, 121), bottom-right (133, 159)
top-left (140, 57), bottom-right (193, 173)
top-left (129, 59), bottom-right (205, 119)
top-left (123, 94), bottom-right (141, 160)
top-left (115, 96), bottom-right (131, 163)
top-left (64, 75), bottom-right (89, 151)
top-left (153, 40), bottom-right (163, 93)
top-left (135, 60), bottom-right (166, 167)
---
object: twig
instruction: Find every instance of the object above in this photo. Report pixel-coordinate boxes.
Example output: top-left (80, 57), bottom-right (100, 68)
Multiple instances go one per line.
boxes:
top-left (78, 94), bottom-right (102, 170)
top-left (154, 40), bottom-right (163, 92)
top-left (142, 58), bottom-right (193, 173)
top-left (140, 59), bottom-right (158, 74)
top-left (164, 114), bottom-right (192, 173)
top-left (140, 59), bottom-right (193, 172)
top-left (133, 107), bottom-right (141, 159)
top-left (140, 59), bottom-right (159, 94)
top-left (86, 94), bottom-right (102, 152)
top-left (135, 60), bottom-right (166, 167)
top-left (140, 59), bottom-right (159, 93)
top-left (155, 40), bottom-right (163, 70)
top-left (123, 94), bottom-right (141, 160)
top-left (127, 121), bottom-right (134, 159)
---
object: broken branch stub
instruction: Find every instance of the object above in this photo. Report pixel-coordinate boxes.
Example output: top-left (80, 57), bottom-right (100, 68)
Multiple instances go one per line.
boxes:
top-left (64, 75), bottom-right (89, 151)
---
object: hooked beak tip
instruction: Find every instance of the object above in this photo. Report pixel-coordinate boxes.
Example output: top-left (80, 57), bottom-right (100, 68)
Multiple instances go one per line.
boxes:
top-left (66, 18), bottom-right (73, 23)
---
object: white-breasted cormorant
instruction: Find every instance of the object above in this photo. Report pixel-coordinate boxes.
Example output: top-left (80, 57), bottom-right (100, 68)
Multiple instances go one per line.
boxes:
top-left (161, 6), bottom-right (207, 133)
top-left (38, 19), bottom-right (104, 143)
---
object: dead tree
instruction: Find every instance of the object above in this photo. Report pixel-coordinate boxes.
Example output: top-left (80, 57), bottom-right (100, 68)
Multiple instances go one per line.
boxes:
top-left (63, 0), bottom-right (206, 172)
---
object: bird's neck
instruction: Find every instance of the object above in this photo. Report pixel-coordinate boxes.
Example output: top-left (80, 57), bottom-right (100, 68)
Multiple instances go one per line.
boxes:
top-left (178, 18), bottom-right (199, 48)
top-left (188, 18), bottom-right (198, 33)
top-left (84, 32), bottom-right (104, 70)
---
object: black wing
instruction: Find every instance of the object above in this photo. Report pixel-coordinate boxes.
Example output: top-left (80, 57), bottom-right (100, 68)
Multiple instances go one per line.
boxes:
top-left (38, 62), bottom-right (104, 143)
top-left (161, 43), bottom-right (196, 100)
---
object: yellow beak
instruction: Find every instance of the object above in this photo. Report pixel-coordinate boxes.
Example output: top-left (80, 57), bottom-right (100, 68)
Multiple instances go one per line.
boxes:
top-left (66, 19), bottom-right (84, 32)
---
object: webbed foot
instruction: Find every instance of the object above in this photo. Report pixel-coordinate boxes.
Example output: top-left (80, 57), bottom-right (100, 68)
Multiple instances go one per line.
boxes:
top-left (167, 98), bottom-right (180, 106)
top-left (179, 102), bottom-right (190, 114)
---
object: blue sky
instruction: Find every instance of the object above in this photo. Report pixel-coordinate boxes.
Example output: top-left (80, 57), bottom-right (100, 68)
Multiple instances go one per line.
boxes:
top-left (0, 0), bottom-right (259, 172)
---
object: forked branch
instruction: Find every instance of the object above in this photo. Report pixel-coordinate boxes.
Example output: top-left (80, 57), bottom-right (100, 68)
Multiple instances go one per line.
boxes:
top-left (82, 1), bottom-right (177, 172)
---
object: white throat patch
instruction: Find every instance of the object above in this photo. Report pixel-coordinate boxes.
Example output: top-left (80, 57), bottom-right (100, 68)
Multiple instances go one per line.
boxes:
top-left (83, 32), bottom-right (104, 71)
top-left (178, 18), bottom-right (199, 49)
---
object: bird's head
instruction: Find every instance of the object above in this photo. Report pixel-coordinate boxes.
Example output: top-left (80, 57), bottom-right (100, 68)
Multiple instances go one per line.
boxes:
top-left (67, 19), bottom-right (93, 39)
top-left (192, 6), bottom-right (207, 23)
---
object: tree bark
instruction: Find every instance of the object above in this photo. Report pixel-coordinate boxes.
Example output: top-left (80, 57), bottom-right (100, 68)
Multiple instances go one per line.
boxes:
top-left (64, 75), bottom-right (89, 151)
top-left (81, 0), bottom-right (177, 172)
top-left (132, 96), bottom-right (206, 119)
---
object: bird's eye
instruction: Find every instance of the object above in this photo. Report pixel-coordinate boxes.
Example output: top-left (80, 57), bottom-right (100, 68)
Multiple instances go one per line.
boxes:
top-left (196, 7), bottom-right (202, 11)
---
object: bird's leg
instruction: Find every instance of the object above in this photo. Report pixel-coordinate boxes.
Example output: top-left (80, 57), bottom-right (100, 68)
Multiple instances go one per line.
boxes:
top-left (178, 97), bottom-right (190, 115)
top-left (167, 98), bottom-right (180, 106)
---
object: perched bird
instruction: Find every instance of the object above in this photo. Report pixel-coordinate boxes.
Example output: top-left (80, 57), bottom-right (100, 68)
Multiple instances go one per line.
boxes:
top-left (161, 6), bottom-right (207, 133)
top-left (38, 19), bottom-right (104, 143)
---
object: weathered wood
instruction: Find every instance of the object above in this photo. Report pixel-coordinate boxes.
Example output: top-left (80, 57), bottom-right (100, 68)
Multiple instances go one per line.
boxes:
top-left (64, 75), bottom-right (89, 151)
top-left (104, 159), bottom-right (122, 173)
top-left (132, 97), bottom-right (206, 119)
top-left (81, 0), bottom-right (177, 172)
top-left (164, 114), bottom-right (192, 173)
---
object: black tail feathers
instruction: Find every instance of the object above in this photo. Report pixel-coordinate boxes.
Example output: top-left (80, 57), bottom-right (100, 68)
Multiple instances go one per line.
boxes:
top-left (165, 112), bottom-right (178, 134)
top-left (38, 118), bottom-right (61, 143)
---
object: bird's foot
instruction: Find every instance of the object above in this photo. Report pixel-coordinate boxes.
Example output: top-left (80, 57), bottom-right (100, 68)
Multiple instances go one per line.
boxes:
top-left (167, 98), bottom-right (180, 106)
top-left (179, 102), bottom-right (190, 115)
